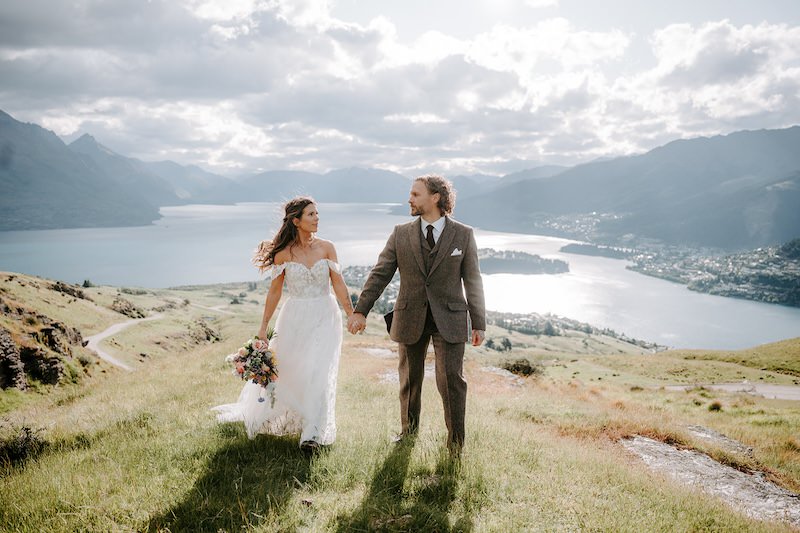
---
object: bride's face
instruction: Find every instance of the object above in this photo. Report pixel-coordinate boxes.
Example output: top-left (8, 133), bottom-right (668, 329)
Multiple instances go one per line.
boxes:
top-left (294, 203), bottom-right (319, 234)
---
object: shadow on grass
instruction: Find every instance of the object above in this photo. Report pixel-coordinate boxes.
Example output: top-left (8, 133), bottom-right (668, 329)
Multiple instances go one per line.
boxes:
top-left (335, 439), bottom-right (476, 532)
top-left (145, 424), bottom-right (312, 532)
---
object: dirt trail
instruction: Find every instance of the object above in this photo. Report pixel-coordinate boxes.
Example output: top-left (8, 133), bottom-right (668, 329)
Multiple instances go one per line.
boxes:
top-left (190, 303), bottom-right (235, 316)
top-left (85, 313), bottom-right (163, 371)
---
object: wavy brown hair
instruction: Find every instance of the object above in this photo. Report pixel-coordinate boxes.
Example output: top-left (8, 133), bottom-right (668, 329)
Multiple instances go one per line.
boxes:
top-left (415, 174), bottom-right (455, 215)
top-left (253, 196), bottom-right (316, 272)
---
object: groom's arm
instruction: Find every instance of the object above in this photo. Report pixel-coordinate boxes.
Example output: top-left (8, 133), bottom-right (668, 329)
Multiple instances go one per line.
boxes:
top-left (354, 225), bottom-right (399, 317)
top-left (461, 227), bottom-right (486, 333)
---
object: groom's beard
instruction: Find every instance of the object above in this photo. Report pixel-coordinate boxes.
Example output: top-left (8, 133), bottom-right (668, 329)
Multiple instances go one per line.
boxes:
top-left (410, 204), bottom-right (422, 216)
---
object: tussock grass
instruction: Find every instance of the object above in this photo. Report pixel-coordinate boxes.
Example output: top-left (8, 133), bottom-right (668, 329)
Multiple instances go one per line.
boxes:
top-left (1, 272), bottom-right (122, 336)
top-left (1, 277), bottom-right (798, 531)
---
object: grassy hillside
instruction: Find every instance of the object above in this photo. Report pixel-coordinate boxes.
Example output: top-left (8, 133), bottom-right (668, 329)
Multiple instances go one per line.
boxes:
top-left (666, 339), bottom-right (800, 378)
top-left (1, 274), bottom-right (799, 531)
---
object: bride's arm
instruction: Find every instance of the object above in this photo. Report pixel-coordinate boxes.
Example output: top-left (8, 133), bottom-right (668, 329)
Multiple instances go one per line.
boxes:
top-left (326, 242), bottom-right (355, 318)
top-left (258, 265), bottom-right (285, 339)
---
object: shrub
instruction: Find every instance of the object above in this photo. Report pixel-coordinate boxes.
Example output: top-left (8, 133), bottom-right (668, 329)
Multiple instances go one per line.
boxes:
top-left (76, 353), bottom-right (95, 367)
top-left (119, 287), bottom-right (148, 295)
top-left (708, 401), bottom-right (723, 412)
top-left (502, 358), bottom-right (544, 377)
top-left (0, 425), bottom-right (47, 467)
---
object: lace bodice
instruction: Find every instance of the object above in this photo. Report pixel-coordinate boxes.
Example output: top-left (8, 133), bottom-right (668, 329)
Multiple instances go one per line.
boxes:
top-left (269, 258), bottom-right (340, 299)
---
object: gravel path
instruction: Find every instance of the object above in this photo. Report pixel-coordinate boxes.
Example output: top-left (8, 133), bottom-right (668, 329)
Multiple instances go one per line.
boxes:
top-left (190, 303), bottom-right (235, 315)
top-left (84, 313), bottom-right (163, 371)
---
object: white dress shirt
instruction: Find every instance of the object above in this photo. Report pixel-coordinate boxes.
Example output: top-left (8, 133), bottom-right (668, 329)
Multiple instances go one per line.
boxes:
top-left (420, 216), bottom-right (446, 245)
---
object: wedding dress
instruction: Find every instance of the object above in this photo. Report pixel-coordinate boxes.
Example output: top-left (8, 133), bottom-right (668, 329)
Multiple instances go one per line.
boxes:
top-left (212, 258), bottom-right (343, 445)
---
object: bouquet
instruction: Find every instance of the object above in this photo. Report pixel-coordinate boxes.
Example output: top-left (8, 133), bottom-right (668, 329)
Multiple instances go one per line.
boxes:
top-left (225, 329), bottom-right (278, 405)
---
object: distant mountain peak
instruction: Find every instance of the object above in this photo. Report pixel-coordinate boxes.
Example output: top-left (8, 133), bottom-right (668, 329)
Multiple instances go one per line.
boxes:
top-left (70, 133), bottom-right (99, 147)
top-left (69, 133), bottom-right (117, 157)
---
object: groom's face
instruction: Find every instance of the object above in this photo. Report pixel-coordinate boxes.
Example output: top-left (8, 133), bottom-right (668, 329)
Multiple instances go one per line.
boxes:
top-left (409, 181), bottom-right (439, 217)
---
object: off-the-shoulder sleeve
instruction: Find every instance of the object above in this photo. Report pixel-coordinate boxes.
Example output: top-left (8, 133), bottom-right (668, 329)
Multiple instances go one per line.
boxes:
top-left (326, 259), bottom-right (342, 274)
top-left (266, 263), bottom-right (287, 280)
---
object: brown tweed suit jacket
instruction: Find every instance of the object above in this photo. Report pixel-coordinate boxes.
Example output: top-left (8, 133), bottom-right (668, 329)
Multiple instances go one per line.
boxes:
top-left (355, 216), bottom-right (486, 344)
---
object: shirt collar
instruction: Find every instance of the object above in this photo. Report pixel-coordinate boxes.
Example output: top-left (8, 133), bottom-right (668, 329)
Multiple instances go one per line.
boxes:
top-left (421, 215), bottom-right (446, 234)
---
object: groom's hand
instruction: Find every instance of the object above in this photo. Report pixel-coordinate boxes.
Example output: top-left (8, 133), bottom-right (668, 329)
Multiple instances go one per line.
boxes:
top-left (348, 313), bottom-right (367, 334)
top-left (471, 329), bottom-right (485, 346)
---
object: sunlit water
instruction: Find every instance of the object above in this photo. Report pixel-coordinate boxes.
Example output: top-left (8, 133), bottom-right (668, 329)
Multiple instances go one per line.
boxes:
top-left (1, 203), bottom-right (798, 349)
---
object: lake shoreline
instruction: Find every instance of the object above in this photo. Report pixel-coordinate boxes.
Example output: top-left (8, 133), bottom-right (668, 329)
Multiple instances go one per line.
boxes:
top-left (2, 202), bottom-right (799, 350)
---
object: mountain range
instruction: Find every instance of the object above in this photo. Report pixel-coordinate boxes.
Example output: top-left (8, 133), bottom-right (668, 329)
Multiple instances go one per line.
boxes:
top-left (458, 128), bottom-right (800, 249)
top-left (0, 111), bottom-right (161, 230)
top-left (1, 109), bottom-right (798, 250)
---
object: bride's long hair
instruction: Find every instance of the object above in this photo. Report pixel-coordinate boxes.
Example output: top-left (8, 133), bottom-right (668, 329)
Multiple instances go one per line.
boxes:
top-left (253, 196), bottom-right (316, 272)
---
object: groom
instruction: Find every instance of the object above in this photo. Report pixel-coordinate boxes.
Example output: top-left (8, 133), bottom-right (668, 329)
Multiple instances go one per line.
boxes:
top-left (347, 174), bottom-right (485, 452)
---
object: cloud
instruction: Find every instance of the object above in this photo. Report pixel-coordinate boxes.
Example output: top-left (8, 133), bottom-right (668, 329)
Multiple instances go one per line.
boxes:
top-left (525, 0), bottom-right (559, 8)
top-left (617, 20), bottom-right (800, 136)
top-left (1, 3), bottom-right (799, 177)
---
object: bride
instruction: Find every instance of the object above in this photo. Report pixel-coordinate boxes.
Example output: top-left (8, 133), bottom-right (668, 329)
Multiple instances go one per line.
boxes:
top-left (213, 197), bottom-right (354, 450)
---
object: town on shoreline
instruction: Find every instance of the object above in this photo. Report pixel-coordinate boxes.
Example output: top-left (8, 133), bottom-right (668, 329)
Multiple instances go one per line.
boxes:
top-left (561, 239), bottom-right (800, 308)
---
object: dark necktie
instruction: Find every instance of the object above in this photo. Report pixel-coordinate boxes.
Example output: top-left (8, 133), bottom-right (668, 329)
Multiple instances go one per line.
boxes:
top-left (426, 224), bottom-right (436, 249)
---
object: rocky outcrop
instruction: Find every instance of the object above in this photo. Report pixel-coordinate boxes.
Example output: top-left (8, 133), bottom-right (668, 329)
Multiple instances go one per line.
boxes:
top-left (189, 319), bottom-right (221, 343)
top-left (0, 295), bottom-right (87, 389)
top-left (49, 280), bottom-right (92, 301)
top-left (19, 345), bottom-right (63, 385)
top-left (0, 326), bottom-right (27, 390)
top-left (111, 296), bottom-right (146, 318)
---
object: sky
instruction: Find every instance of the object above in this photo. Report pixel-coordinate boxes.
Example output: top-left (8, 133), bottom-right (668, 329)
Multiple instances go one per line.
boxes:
top-left (1, 0), bottom-right (799, 177)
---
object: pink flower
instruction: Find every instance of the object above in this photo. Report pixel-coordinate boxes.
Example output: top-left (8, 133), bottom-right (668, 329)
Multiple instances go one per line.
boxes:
top-left (237, 347), bottom-right (247, 356)
top-left (254, 339), bottom-right (268, 351)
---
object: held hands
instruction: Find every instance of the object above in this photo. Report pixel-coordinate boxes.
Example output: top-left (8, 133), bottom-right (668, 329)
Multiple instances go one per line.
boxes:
top-left (347, 312), bottom-right (367, 335)
top-left (256, 331), bottom-right (269, 349)
top-left (471, 329), bottom-right (485, 347)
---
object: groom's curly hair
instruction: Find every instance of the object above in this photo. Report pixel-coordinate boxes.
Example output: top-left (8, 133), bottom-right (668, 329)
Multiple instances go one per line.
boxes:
top-left (415, 174), bottom-right (455, 215)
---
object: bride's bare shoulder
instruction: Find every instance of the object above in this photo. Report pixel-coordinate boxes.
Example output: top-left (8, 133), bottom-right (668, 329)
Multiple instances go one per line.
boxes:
top-left (273, 248), bottom-right (291, 265)
top-left (316, 238), bottom-right (336, 251)
top-left (316, 238), bottom-right (340, 261)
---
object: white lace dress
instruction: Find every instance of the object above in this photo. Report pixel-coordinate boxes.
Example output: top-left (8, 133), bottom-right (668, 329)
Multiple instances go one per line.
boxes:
top-left (213, 259), bottom-right (343, 445)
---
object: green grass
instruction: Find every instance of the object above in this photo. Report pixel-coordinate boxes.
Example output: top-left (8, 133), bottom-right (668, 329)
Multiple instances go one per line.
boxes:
top-left (1, 272), bottom-right (122, 336)
top-left (3, 337), bottom-right (797, 531)
top-left (1, 276), bottom-right (799, 531)
top-left (670, 338), bottom-right (800, 378)
top-left (580, 353), bottom-right (798, 386)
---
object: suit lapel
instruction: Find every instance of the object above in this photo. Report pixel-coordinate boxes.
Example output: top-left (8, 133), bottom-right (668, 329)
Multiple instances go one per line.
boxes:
top-left (408, 217), bottom-right (426, 274)
top-left (428, 217), bottom-right (456, 277)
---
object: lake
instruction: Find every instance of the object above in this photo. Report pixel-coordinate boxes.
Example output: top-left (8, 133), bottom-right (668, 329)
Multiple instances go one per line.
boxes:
top-left (1, 202), bottom-right (798, 350)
